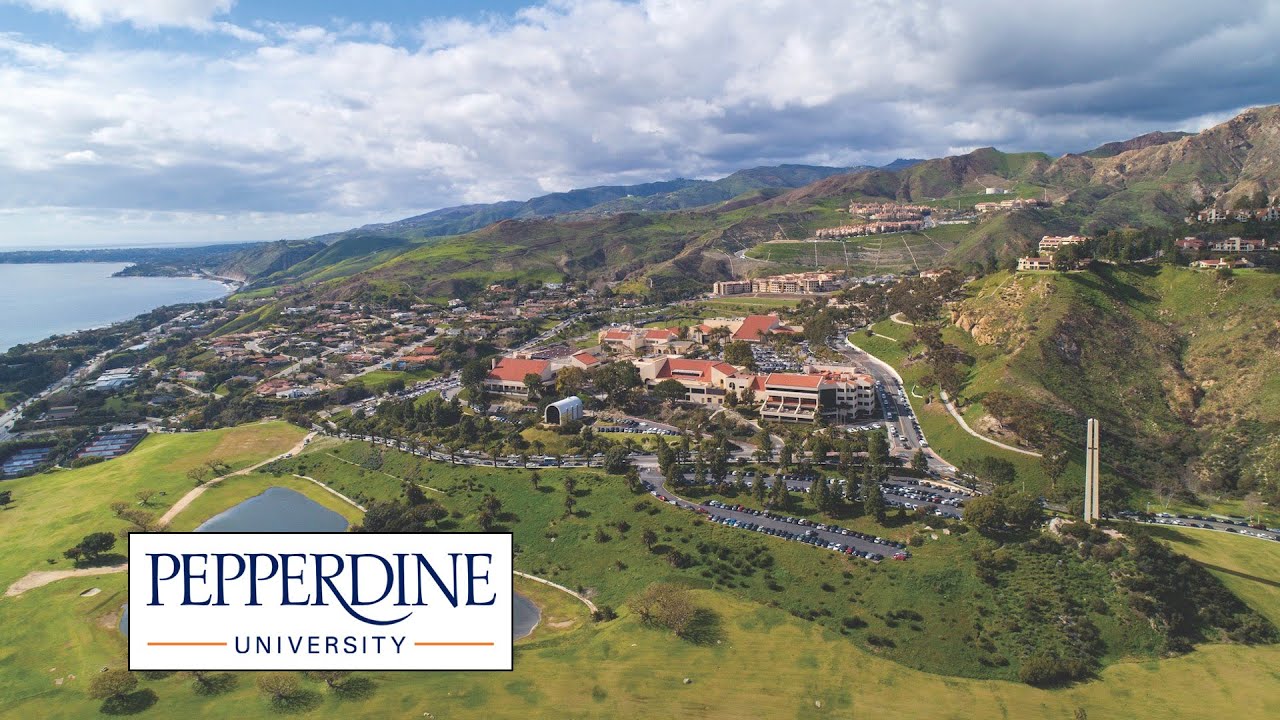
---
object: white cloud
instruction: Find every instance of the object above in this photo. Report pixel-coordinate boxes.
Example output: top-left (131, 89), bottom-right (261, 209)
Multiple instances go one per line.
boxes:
top-left (0, 0), bottom-right (1278, 248)
top-left (7, 0), bottom-right (234, 28)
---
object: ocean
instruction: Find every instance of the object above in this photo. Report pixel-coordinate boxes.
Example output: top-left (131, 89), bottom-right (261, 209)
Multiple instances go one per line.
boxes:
top-left (0, 263), bottom-right (230, 352)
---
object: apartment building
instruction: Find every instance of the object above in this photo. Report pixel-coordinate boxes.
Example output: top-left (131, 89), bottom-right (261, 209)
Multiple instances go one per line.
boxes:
top-left (712, 272), bottom-right (842, 297)
top-left (1210, 237), bottom-right (1267, 252)
top-left (1037, 235), bottom-right (1090, 253)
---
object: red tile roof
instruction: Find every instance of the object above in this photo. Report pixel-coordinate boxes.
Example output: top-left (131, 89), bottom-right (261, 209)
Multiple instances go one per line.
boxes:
top-left (572, 351), bottom-right (600, 366)
top-left (644, 328), bottom-right (678, 341)
top-left (487, 358), bottom-right (551, 382)
top-left (603, 330), bottom-right (632, 340)
top-left (732, 314), bottom-right (780, 341)
top-left (656, 358), bottom-right (739, 384)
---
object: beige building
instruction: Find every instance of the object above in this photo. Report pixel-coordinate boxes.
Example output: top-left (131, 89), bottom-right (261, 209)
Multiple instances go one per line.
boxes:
top-left (712, 272), bottom-right (841, 296)
top-left (1017, 257), bottom-right (1054, 271)
top-left (1038, 235), bottom-right (1090, 253)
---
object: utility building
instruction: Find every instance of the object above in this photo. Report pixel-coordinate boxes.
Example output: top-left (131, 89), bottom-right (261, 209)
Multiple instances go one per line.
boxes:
top-left (544, 396), bottom-right (584, 426)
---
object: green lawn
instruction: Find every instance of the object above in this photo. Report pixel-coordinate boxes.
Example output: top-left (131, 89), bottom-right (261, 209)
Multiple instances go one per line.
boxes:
top-left (352, 368), bottom-right (439, 392)
top-left (0, 422), bottom-right (306, 590)
top-left (1, 428), bottom-right (1278, 718)
top-left (4, 571), bottom-right (1280, 720)
top-left (1148, 525), bottom-right (1280, 626)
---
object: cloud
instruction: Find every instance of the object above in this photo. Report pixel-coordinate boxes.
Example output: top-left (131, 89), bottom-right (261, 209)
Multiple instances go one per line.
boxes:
top-left (1, 0), bottom-right (1279, 247)
top-left (6, 0), bottom-right (234, 28)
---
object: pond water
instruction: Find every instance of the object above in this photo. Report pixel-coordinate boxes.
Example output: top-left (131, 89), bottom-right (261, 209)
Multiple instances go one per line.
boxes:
top-left (122, 487), bottom-right (539, 639)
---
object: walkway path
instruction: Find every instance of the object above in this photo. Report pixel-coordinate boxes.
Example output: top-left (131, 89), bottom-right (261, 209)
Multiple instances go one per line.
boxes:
top-left (291, 474), bottom-right (366, 512)
top-left (939, 391), bottom-right (1042, 457)
top-left (513, 571), bottom-right (598, 613)
top-left (5, 564), bottom-right (126, 597)
top-left (157, 431), bottom-right (317, 526)
top-left (889, 312), bottom-right (915, 326)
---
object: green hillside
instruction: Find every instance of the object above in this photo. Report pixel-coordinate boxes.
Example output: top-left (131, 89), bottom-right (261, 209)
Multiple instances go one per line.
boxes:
top-left (947, 265), bottom-right (1280, 503)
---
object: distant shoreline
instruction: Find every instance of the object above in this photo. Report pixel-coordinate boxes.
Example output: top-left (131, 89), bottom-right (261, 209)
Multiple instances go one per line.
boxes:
top-left (0, 263), bottom-right (232, 354)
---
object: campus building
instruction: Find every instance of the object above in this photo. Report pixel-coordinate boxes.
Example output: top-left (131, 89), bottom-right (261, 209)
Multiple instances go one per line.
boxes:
top-left (690, 314), bottom-right (801, 344)
top-left (712, 272), bottom-right (843, 297)
top-left (484, 357), bottom-right (556, 397)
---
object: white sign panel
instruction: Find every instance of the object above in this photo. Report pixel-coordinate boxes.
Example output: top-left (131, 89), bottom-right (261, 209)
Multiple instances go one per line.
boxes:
top-left (128, 532), bottom-right (513, 671)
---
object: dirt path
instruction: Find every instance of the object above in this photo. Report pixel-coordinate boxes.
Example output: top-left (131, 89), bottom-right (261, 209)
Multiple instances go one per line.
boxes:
top-left (157, 431), bottom-right (316, 526)
top-left (5, 564), bottom-right (127, 597)
top-left (940, 391), bottom-right (1042, 457)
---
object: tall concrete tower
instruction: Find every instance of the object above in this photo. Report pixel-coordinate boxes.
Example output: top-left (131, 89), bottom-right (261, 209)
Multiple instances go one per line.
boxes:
top-left (1084, 418), bottom-right (1101, 523)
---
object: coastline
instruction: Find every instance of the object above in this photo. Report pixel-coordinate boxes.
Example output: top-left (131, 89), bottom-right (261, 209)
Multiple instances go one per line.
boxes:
top-left (0, 263), bottom-right (233, 354)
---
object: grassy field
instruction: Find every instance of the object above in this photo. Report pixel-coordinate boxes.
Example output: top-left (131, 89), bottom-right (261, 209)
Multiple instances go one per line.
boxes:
top-left (351, 368), bottom-right (439, 392)
top-left (4, 571), bottom-right (1280, 720)
top-left (1148, 525), bottom-right (1280, 627)
top-left (745, 224), bottom-right (975, 275)
top-left (0, 422), bottom-right (306, 590)
top-left (2, 428), bottom-right (1279, 718)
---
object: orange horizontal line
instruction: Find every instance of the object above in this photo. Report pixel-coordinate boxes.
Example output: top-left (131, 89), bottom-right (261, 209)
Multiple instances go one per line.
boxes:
top-left (414, 642), bottom-right (495, 647)
top-left (146, 642), bottom-right (227, 647)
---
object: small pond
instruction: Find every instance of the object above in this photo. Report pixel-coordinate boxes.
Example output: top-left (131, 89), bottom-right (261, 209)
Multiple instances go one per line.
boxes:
top-left (123, 487), bottom-right (539, 639)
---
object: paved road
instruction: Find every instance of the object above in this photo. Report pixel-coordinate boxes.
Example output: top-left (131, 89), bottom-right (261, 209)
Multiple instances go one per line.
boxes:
top-left (1114, 512), bottom-right (1280, 543)
top-left (833, 335), bottom-right (957, 479)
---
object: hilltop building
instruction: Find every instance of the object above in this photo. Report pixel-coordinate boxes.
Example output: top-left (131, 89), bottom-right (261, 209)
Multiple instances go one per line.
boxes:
top-left (712, 272), bottom-right (842, 296)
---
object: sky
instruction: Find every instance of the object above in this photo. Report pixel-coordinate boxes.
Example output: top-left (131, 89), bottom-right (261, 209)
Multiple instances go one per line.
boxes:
top-left (1, 0), bottom-right (1278, 249)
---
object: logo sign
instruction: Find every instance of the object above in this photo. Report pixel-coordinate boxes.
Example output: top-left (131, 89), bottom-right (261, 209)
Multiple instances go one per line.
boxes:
top-left (128, 532), bottom-right (512, 671)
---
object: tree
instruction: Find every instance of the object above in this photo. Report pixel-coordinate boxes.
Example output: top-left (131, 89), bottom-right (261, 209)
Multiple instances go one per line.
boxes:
top-left (779, 441), bottom-right (794, 469)
top-left (0, 490), bottom-right (11, 509)
top-left (971, 457), bottom-right (1017, 486)
top-left (303, 670), bottom-right (351, 689)
top-left (723, 340), bottom-right (756, 369)
top-left (770, 475), bottom-right (789, 509)
top-left (863, 481), bottom-right (886, 522)
top-left (135, 489), bottom-right (159, 506)
top-left (812, 476), bottom-right (832, 514)
top-left (752, 476), bottom-right (767, 504)
top-left (563, 495), bottom-right (577, 517)
top-left (67, 531), bottom-right (116, 564)
top-left (258, 672), bottom-right (302, 702)
top-left (555, 366), bottom-right (588, 397)
top-left (911, 449), bottom-right (928, 472)
top-left (88, 670), bottom-right (137, 701)
top-left (653, 379), bottom-right (688, 403)
top-left (642, 529), bottom-right (658, 551)
top-left (523, 373), bottom-right (545, 401)
top-left (753, 428), bottom-right (773, 462)
top-left (563, 476), bottom-right (577, 496)
top-left (529, 471), bottom-right (541, 490)
top-left (460, 359), bottom-right (488, 388)
top-left (627, 583), bottom-right (698, 638)
top-left (186, 466), bottom-right (210, 486)
top-left (603, 445), bottom-right (631, 475)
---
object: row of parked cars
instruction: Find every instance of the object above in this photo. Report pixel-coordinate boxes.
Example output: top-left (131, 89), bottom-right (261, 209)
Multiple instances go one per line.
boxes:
top-left (702, 499), bottom-right (910, 549)
top-left (704, 511), bottom-right (889, 561)
top-left (1117, 510), bottom-right (1280, 539)
top-left (597, 418), bottom-right (680, 436)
